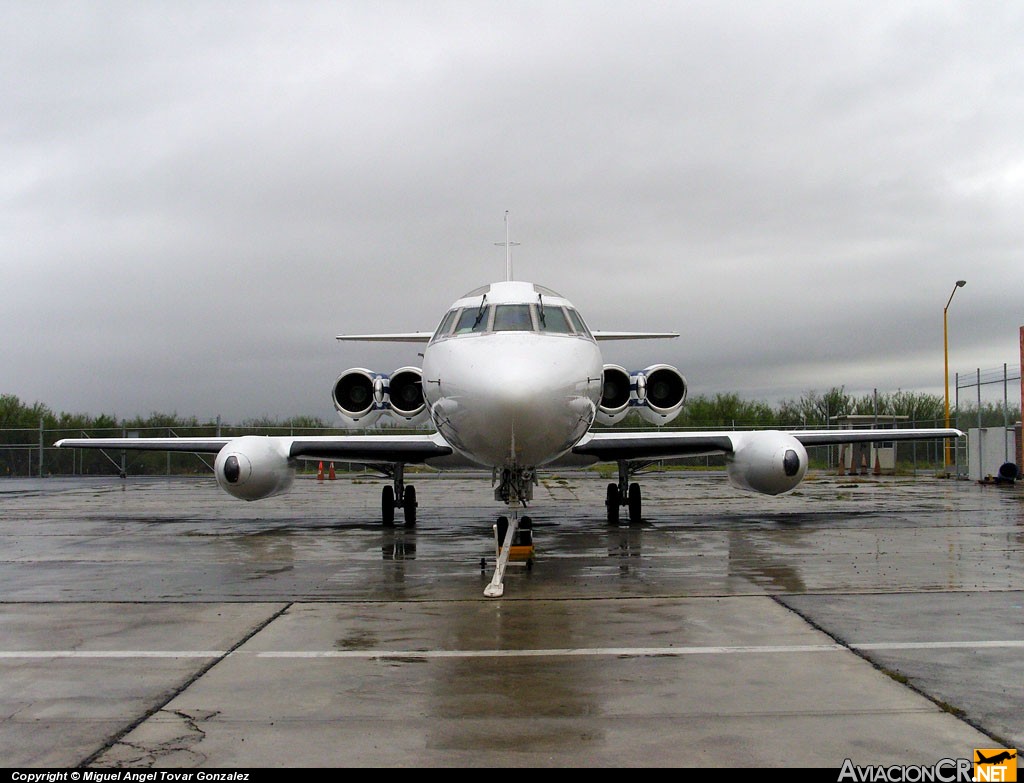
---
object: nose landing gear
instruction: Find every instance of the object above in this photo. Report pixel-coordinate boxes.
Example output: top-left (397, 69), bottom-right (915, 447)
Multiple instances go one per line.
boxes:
top-left (483, 465), bottom-right (536, 597)
top-left (484, 508), bottom-right (535, 597)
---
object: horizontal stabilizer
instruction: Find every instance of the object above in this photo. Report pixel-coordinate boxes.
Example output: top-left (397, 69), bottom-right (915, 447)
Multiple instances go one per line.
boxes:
top-left (336, 333), bottom-right (432, 342)
top-left (590, 331), bottom-right (679, 341)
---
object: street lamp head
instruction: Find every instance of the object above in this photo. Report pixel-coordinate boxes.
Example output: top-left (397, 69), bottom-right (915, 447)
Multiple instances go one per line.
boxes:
top-left (945, 279), bottom-right (967, 310)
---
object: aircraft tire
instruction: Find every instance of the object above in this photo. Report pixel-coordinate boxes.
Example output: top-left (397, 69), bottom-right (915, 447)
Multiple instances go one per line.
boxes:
top-left (403, 485), bottom-right (417, 527)
top-left (496, 515), bottom-right (509, 547)
top-left (606, 483), bottom-right (620, 525)
top-left (628, 483), bottom-right (642, 524)
top-left (520, 515), bottom-right (532, 546)
top-left (382, 486), bottom-right (395, 527)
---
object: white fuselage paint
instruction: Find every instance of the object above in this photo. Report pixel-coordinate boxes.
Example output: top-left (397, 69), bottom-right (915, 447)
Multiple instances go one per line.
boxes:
top-left (420, 283), bottom-right (603, 469)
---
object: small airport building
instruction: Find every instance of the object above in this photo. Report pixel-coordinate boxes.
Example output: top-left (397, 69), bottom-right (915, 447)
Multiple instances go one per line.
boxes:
top-left (830, 415), bottom-right (907, 475)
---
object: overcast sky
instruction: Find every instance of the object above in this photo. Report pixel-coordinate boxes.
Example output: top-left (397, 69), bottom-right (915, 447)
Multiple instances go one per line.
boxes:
top-left (3, 1), bottom-right (1022, 422)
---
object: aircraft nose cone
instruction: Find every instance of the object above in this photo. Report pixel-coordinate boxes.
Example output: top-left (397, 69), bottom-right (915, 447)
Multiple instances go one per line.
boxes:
top-left (486, 363), bottom-right (560, 410)
top-left (425, 335), bottom-right (601, 467)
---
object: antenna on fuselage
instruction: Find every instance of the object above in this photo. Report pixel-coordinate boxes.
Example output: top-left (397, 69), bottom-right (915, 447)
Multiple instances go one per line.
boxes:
top-left (494, 210), bottom-right (520, 282)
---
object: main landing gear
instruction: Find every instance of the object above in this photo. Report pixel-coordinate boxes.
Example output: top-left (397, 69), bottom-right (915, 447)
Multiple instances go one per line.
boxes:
top-left (606, 460), bottom-right (644, 525)
top-left (380, 463), bottom-right (417, 528)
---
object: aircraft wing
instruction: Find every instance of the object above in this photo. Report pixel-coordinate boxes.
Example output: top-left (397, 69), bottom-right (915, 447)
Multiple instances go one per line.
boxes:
top-left (53, 437), bottom-right (232, 454)
top-left (572, 427), bottom-right (964, 462)
top-left (784, 428), bottom-right (964, 447)
top-left (54, 433), bottom-right (455, 465)
top-left (335, 333), bottom-right (433, 342)
top-left (284, 434), bottom-right (453, 463)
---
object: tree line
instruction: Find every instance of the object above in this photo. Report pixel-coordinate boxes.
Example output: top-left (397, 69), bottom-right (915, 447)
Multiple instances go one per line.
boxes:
top-left (1, 388), bottom-right (1016, 477)
top-left (0, 394), bottom-right (336, 477)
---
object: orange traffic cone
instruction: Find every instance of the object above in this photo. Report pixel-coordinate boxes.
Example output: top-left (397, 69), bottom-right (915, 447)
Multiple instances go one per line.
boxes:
top-left (317, 461), bottom-right (324, 481)
top-left (873, 451), bottom-right (881, 476)
top-left (328, 462), bottom-right (336, 480)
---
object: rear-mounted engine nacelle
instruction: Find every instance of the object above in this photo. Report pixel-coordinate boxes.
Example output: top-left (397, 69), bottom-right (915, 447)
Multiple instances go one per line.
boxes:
top-left (332, 368), bottom-right (387, 428)
top-left (214, 436), bottom-right (296, 501)
top-left (387, 366), bottom-right (429, 426)
top-left (596, 364), bottom-right (631, 426)
top-left (726, 431), bottom-right (808, 495)
top-left (633, 364), bottom-right (687, 426)
top-left (596, 363), bottom-right (687, 426)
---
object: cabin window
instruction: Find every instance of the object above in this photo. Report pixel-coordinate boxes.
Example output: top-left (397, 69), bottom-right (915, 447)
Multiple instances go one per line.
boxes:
top-left (538, 305), bottom-right (572, 334)
top-left (455, 305), bottom-right (490, 333)
top-left (492, 304), bottom-right (535, 332)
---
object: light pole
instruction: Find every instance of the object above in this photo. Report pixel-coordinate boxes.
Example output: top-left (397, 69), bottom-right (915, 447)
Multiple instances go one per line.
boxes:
top-left (944, 280), bottom-right (966, 468)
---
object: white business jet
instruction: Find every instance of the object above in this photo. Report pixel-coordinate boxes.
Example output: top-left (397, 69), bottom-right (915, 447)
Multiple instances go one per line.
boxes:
top-left (55, 268), bottom-right (962, 597)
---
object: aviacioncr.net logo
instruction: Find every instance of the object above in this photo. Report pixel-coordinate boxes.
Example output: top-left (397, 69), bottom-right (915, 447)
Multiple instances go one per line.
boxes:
top-left (838, 758), bottom-right (973, 782)
top-left (973, 749), bottom-right (1017, 782)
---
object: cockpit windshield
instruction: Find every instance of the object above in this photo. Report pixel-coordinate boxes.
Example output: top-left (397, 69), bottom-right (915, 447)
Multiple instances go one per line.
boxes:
top-left (430, 302), bottom-right (593, 342)
top-left (455, 305), bottom-right (490, 334)
top-left (538, 305), bottom-right (572, 333)
top-left (433, 309), bottom-right (458, 340)
top-left (565, 308), bottom-right (592, 338)
top-left (492, 304), bottom-right (534, 331)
